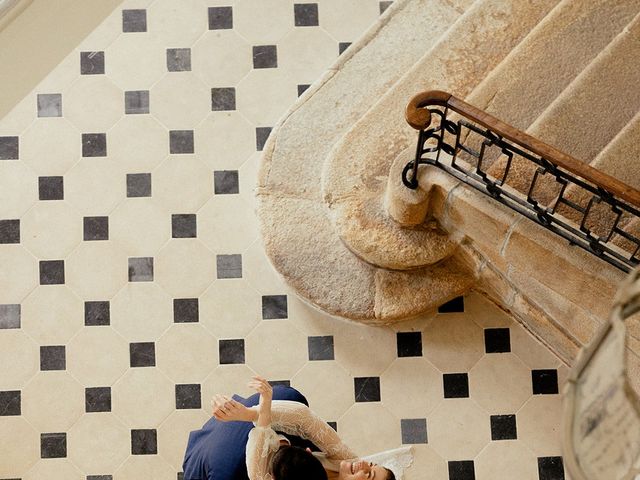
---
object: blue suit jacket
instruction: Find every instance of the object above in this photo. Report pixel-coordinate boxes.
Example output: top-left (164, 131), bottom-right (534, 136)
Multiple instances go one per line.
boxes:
top-left (182, 386), bottom-right (317, 480)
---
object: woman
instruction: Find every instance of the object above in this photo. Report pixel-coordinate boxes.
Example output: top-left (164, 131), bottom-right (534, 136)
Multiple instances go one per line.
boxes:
top-left (213, 376), bottom-right (406, 480)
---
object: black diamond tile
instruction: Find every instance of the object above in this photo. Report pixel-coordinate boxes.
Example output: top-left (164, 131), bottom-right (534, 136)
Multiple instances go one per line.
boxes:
top-left (269, 380), bottom-right (290, 387)
top-left (0, 390), bottom-right (21, 416)
top-left (448, 460), bottom-right (475, 480)
top-left (172, 214), bottom-right (197, 238)
top-left (0, 219), bottom-right (20, 244)
top-left (167, 48), bottom-right (191, 72)
top-left (0, 136), bottom-right (19, 159)
top-left (219, 339), bottom-right (245, 364)
top-left (253, 45), bottom-right (277, 69)
top-left (40, 346), bottom-right (66, 371)
top-left (80, 51), bottom-right (105, 75)
top-left (126, 173), bottom-right (152, 197)
top-left (484, 328), bottom-right (511, 353)
top-left (125, 90), bottom-right (150, 114)
top-left (538, 456), bottom-right (564, 480)
top-left (37, 93), bottom-right (62, 117)
top-left (85, 387), bottom-right (111, 413)
top-left (397, 331), bottom-right (422, 357)
top-left (379, 1), bottom-right (393, 14)
top-left (308, 336), bottom-right (334, 361)
top-left (339, 42), bottom-right (351, 55)
top-left (131, 429), bottom-right (157, 455)
top-left (211, 88), bottom-right (236, 111)
top-left (327, 421), bottom-right (337, 431)
top-left (39, 176), bottom-right (64, 200)
top-left (262, 295), bottom-right (287, 319)
top-left (177, 474), bottom-right (184, 480)
top-left (169, 130), bottom-right (194, 154)
top-left (438, 296), bottom-right (464, 313)
top-left (0, 304), bottom-right (20, 329)
top-left (82, 133), bottom-right (107, 157)
top-left (297, 84), bottom-right (310, 97)
top-left (216, 254), bottom-right (242, 279)
top-left (532, 369), bottom-right (559, 395)
top-left (443, 373), bottom-right (469, 399)
top-left (41, 432), bottom-right (67, 458)
top-left (208, 6), bottom-right (233, 29)
top-left (401, 418), bottom-right (427, 444)
top-left (88, 476), bottom-right (113, 480)
top-left (173, 298), bottom-right (199, 323)
top-left (122, 9), bottom-right (147, 32)
top-left (354, 377), bottom-right (380, 402)
top-left (130, 342), bottom-right (155, 367)
top-left (83, 216), bottom-right (109, 241)
top-left (490, 414), bottom-right (517, 440)
top-left (294, 3), bottom-right (319, 26)
top-left (176, 384), bottom-right (201, 409)
top-left (39, 260), bottom-right (65, 285)
top-left (85, 301), bottom-right (110, 326)
top-left (128, 257), bottom-right (154, 282)
top-left (213, 170), bottom-right (239, 194)
top-left (256, 127), bottom-right (272, 151)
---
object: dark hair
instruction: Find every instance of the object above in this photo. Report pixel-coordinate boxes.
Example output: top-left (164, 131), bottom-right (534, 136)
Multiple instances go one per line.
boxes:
top-left (270, 445), bottom-right (327, 480)
top-left (383, 467), bottom-right (396, 480)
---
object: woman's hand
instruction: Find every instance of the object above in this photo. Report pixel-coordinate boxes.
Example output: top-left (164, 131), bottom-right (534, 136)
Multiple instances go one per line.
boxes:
top-left (211, 394), bottom-right (256, 422)
top-left (248, 375), bottom-right (272, 427)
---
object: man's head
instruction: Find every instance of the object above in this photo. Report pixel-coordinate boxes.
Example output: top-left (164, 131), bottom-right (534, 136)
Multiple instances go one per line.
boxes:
top-left (271, 445), bottom-right (328, 480)
top-left (337, 460), bottom-right (395, 480)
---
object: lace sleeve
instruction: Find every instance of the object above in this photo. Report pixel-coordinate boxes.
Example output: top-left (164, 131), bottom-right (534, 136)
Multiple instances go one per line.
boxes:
top-left (270, 400), bottom-right (358, 460)
top-left (246, 426), bottom-right (280, 480)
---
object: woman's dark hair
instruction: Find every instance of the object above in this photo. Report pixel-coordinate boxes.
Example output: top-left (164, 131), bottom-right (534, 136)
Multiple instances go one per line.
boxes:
top-left (271, 445), bottom-right (327, 480)
top-left (383, 467), bottom-right (396, 480)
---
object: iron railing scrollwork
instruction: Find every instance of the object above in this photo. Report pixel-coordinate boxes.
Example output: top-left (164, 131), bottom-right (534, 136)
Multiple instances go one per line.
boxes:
top-left (404, 90), bottom-right (640, 273)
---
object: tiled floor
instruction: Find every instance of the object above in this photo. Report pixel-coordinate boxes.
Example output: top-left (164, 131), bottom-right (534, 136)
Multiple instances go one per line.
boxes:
top-left (0, 1), bottom-right (569, 479)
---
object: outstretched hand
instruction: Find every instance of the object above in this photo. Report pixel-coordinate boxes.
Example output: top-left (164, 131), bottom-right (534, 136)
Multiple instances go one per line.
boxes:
top-left (211, 394), bottom-right (255, 422)
top-left (248, 375), bottom-right (272, 427)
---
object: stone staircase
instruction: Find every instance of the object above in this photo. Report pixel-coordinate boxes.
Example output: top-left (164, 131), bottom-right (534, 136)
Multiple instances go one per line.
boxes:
top-left (257, 0), bottom-right (640, 367)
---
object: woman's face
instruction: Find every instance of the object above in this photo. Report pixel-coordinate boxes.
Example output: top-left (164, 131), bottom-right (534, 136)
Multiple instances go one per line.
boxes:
top-left (338, 460), bottom-right (389, 480)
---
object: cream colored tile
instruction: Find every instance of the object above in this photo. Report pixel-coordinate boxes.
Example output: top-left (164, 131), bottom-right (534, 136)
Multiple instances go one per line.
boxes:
top-left (0, 330), bottom-right (38, 389)
top-left (245, 321), bottom-right (307, 380)
top-left (0, 245), bottom-right (37, 303)
top-left (157, 324), bottom-right (217, 382)
top-left (110, 199), bottom-right (170, 256)
top-left (233, 0), bottom-right (294, 44)
top-left (65, 158), bottom-right (125, 215)
top-left (148, 0), bottom-right (207, 47)
top-left (278, 28), bottom-right (338, 82)
top-left (67, 327), bottom-right (129, 386)
top-left (115, 455), bottom-right (176, 480)
top-left (76, 7), bottom-right (122, 51)
top-left (21, 371), bottom-right (84, 431)
top-left (468, 353), bottom-right (532, 414)
top-left (236, 69), bottom-right (298, 125)
top-left (0, 93), bottom-right (36, 134)
top-left (387, 312), bottom-right (435, 333)
top-left (404, 444), bottom-right (447, 480)
top-left (20, 119), bottom-right (79, 175)
top-left (380, 358), bottom-right (443, 418)
top-left (427, 398), bottom-right (490, 459)
top-left (64, 76), bottom-right (123, 132)
top-left (517, 395), bottom-right (564, 457)
top-left (198, 196), bottom-right (259, 254)
top-left (111, 283), bottom-right (173, 341)
top-left (200, 281), bottom-right (261, 338)
top-left (557, 363), bottom-right (570, 392)
top-left (21, 202), bottom-right (82, 259)
top-left (201, 364), bottom-right (258, 408)
top-left (511, 321), bottom-right (563, 370)
top-left (465, 292), bottom-right (514, 329)
top-left (423, 314), bottom-right (484, 373)
top-left (0, 161), bottom-right (38, 218)
top-left (155, 240), bottom-right (216, 297)
top-left (106, 34), bottom-right (167, 90)
top-left (158, 409), bottom-right (210, 469)
top-left (22, 286), bottom-right (83, 344)
top-left (338, 403), bottom-right (400, 456)
top-left (109, 115), bottom-right (169, 172)
top-left (475, 440), bottom-right (538, 479)
top-left (112, 368), bottom-right (175, 426)
top-left (292, 362), bottom-right (353, 421)
top-left (195, 113), bottom-right (255, 170)
top-left (153, 156), bottom-right (212, 213)
top-left (318, 0), bottom-right (380, 43)
top-left (334, 323), bottom-right (396, 376)
top-left (36, 52), bottom-right (80, 94)
top-left (193, 31), bottom-right (252, 86)
top-left (0, 417), bottom-right (38, 478)
top-left (65, 241), bottom-right (128, 299)
top-left (150, 73), bottom-right (210, 129)
top-left (238, 152), bottom-right (260, 209)
top-left (24, 459), bottom-right (83, 480)
top-left (68, 413), bottom-right (130, 475)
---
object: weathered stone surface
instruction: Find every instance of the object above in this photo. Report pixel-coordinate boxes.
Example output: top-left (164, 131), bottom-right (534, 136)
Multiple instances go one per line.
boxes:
top-left (385, 148), bottom-right (431, 226)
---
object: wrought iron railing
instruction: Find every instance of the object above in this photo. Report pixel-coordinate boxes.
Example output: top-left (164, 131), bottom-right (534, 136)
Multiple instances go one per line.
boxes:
top-left (404, 90), bottom-right (640, 273)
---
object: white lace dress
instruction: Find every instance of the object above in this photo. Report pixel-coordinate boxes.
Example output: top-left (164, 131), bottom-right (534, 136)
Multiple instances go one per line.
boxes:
top-left (246, 401), bottom-right (413, 480)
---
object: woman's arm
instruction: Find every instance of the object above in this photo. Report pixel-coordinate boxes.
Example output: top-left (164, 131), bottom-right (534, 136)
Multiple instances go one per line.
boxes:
top-left (245, 376), bottom-right (277, 480)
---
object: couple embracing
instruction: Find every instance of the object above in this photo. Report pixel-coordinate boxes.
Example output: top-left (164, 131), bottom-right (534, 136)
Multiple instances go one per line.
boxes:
top-left (182, 376), bottom-right (412, 480)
